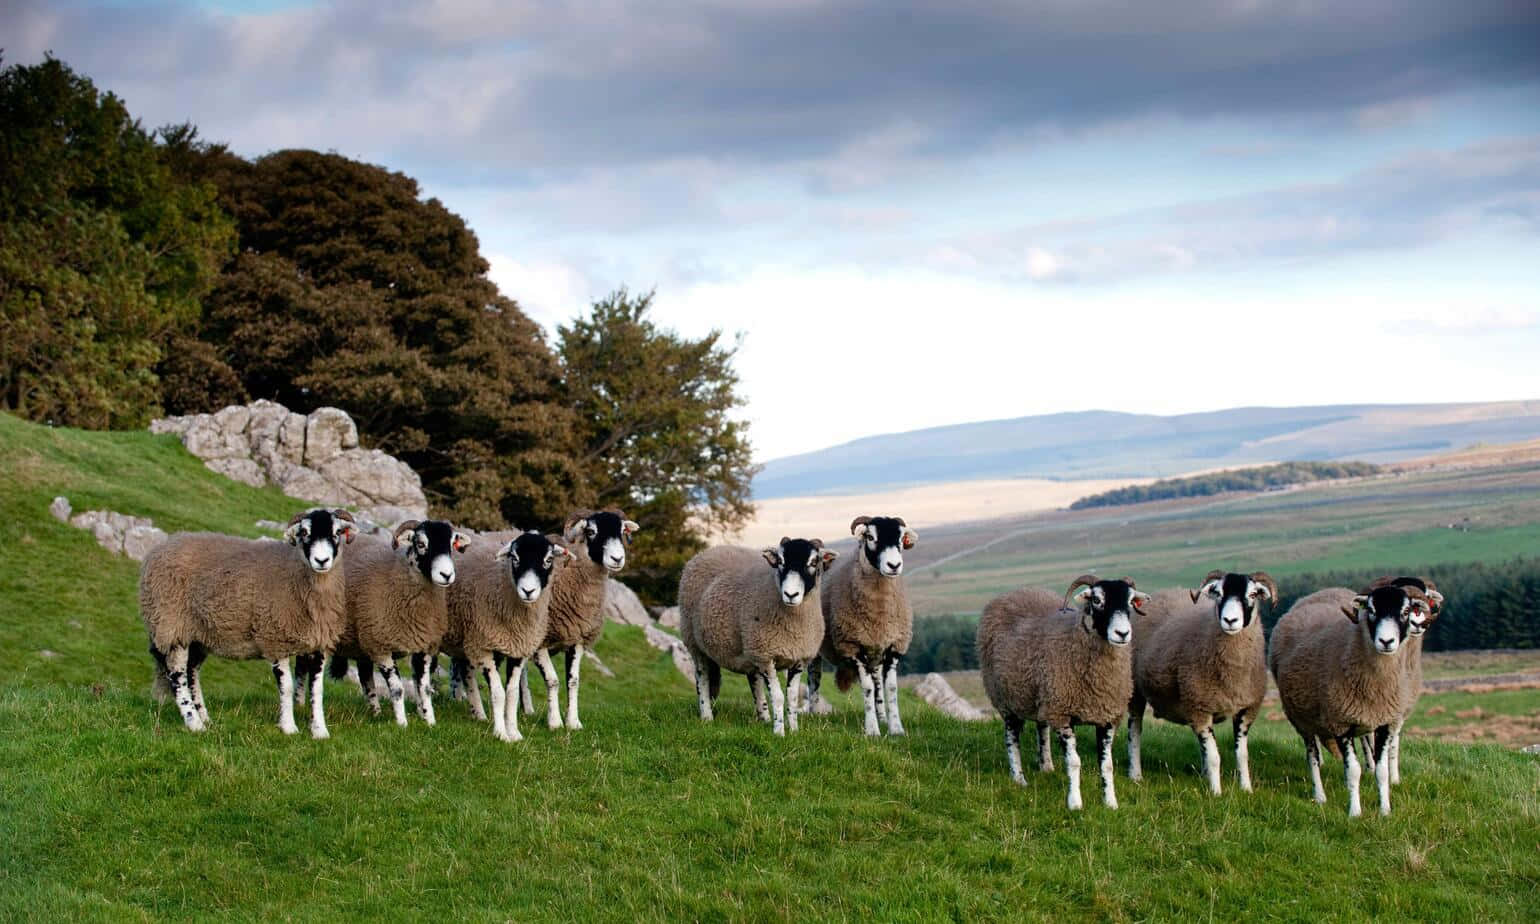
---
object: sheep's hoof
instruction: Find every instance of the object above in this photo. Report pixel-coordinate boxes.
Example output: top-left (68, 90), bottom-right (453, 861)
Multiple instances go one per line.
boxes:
top-left (1067, 798), bottom-right (1084, 811)
top-left (888, 726), bottom-right (906, 737)
top-left (1128, 770), bottom-right (1143, 782)
top-left (279, 722), bottom-right (300, 735)
top-left (566, 718), bottom-right (584, 731)
top-left (494, 729), bottom-right (513, 743)
top-left (1313, 793), bottom-right (1328, 805)
top-left (394, 717), bottom-right (409, 728)
top-left (547, 715), bottom-right (563, 730)
top-left (310, 725), bottom-right (330, 740)
top-left (1104, 796), bottom-right (1119, 809)
top-left (1010, 774), bottom-right (1027, 786)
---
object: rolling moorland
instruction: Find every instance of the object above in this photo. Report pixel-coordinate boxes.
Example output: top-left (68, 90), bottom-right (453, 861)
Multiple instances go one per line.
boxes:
top-left (2, 412), bottom-right (1538, 920)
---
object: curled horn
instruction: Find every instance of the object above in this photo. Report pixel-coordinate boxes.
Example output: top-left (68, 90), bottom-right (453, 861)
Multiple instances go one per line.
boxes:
top-left (286, 511), bottom-right (309, 527)
top-left (332, 509), bottom-right (356, 524)
top-left (1120, 576), bottom-right (1136, 589)
top-left (563, 510), bottom-right (594, 533)
top-left (895, 516), bottom-right (907, 528)
top-left (849, 516), bottom-right (873, 535)
top-left (391, 520), bottom-right (421, 549)
top-left (809, 538), bottom-right (824, 549)
top-left (1402, 585), bottom-right (1431, 611)
top-left (1250, 571), bottom-right (1279, 603)
top-left (1065, 574), bottom-right (1099, 604)
top-left (1190, 568), bottom-right (1227, 604)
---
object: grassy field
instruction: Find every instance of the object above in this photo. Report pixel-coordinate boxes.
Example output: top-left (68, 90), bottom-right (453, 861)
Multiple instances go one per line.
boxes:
top-left (901, 464), bottom-right (1540, 617)
top-left (3, 413), bottom-right (1539, 921)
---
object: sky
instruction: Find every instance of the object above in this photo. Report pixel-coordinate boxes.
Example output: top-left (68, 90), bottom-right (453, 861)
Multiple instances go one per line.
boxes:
top-left (6, 1), bottom-right (1540, 462)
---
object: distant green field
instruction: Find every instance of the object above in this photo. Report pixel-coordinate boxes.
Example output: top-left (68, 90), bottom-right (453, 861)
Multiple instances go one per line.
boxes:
top-left (3, 413), bottom-right (1538, 921)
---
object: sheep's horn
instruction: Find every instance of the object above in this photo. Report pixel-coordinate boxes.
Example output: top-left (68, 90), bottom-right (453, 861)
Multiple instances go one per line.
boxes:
top-left (809, 538), bottom-right (824, 549)
top-left (286, 511), bottom-right (308, 527)
top-left (563, 510), bottom-right (594, 532)
top-left (1190, 568), bottom-right (1227, 603)
top-left (849, 516), bottom-right (873, 534)
top-left (392, 520), bottom-right (420, 543)
top-left (1120, 576), bottom-right (1136, 589)
top-left (1065, 574), bottom-right (1099, 600)
top-left (894, 516), bottom-right (907, 528)
top-left (1250, 571), bottom-right (1279, 602)
top-left (332, 509), bottom-right (356, 523)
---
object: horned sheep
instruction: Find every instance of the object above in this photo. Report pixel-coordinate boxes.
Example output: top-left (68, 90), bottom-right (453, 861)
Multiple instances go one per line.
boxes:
top-left (1268, 582), bottom-right (1432, 816)
top-left (678, 538), bottom-right (838, 735)
top-left (1357, 575), bottom-right (1445, 784)
top-left (806, 515), bottom-right (918, 736)
top-left (977, 575), bottom-right (1148, 810)
top-left (139, 508), bottom-right (358, 738)
top-left (1128, 570), bottom-right (1276, 794)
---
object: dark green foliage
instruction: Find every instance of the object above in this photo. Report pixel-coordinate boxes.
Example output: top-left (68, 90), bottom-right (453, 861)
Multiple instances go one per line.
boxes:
top-left (558, 289), bottom-right (757, 603)
top-left (1070, 461), bottom-right (1383, 509)
top-left (0, 57), bottom-right (235, 428)
top-left (904, 613), bottom-right (983, 674)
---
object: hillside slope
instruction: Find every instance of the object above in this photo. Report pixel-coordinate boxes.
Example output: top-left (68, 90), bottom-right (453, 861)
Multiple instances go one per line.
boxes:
top-left (1, 413), bottom-right (1536, 921)
top-left (754, 400), bottom-right (1540, 498)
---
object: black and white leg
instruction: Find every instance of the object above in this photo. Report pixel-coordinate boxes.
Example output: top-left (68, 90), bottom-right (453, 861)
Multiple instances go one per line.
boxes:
top-left (693, 656), bottom-right (716, 721)
top-left (750, 671), bottom-right (769, 721)
top-left (1059, 726), bottom-right (1083, 811)
top-left (457, 657), bottom-right (486, 720)
top-left (1096, 723), bottom-right (1118, 809)
top-left (1372, 725), bottom-right (1392, 816)
top-left (855, 660), bottom-right (880, 736)
top-left (501, 657), bottom-right (525, 742)
top-left (164, 644), bottom-right (206, 732)
top-left (477, 656), bottom-right (511, 741)
top-left (873, 664), bottom-right (887, 732)
top-left (410, 652), bottom-right (436, 726)
top-left (376, 659), bottom-right (408, 727)
top-left (563, 645), bottom-right (585, 730)
top-left (1036, 722), bottom-right (1054, 772)
top-left (1306, 734), bottom-right (1326, 804)
top-left (1126, 693), bottom-right (1145, 781)
top-left (297, 652), bottom-right (328, 739)
top-left (765, 666), bottom-right (787, 736)
top-left (1357, 734), bottom-right (1376, 773)
top-left (449, 657), bottom-right (467, 702)
top-left (1388, 717), bottom-right (1405, 785)
top-left (535, 649), bottom-right (562, 729)
top-left (804, 658), bottom-right (823, 714)
top-left (187, 643), bottom-right (209, 725)
top-left (785, 664), bottom-right (803, 733)
top-left (271, 656), bottom-right (298, 735)
top-left (1003, 714), bottom-right (1027, 784)
top-left (1196, 724), bottom-right (1222, 795)
top-left (520, 662), bottom-right (534, 715)
top-left (1233, 711), bottom-right (1254, 793)
top-left (882, 652), bottom-right (904, 736)
top-left (1338, 734), bottom-right (1363, 818)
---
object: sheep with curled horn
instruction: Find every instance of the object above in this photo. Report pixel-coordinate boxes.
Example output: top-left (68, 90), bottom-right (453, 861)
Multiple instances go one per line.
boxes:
top-left (1352, 575), bottom-right (1445, 785)
top-left (1127, 569), bottom-right (1276, 794)
top-left (977, 574), bottom-right (1148, 810)
top-left (804, 514), bottom-right (919, 736)
top-left (1269, 581), bottom-right (1431, 817)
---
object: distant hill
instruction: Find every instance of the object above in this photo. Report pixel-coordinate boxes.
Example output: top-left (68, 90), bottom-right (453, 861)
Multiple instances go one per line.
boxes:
top-left (752, 401), bottom-right (1540, 499)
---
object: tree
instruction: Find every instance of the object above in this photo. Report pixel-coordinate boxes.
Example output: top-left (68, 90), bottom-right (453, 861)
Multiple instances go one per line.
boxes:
top-left (558, 289), bottom-right (758, 602)
top-left (0, 57), bottom-right (234, 427)
top-left (186, 149), bottom-right (585, 529)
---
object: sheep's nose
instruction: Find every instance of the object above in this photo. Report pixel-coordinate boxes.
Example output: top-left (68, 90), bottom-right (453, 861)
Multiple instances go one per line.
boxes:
top-left (313, 554), bottom-right (330, 567)
top-left (437, 569), bottom-right (453, 582)
top-left (1222, 617), bottom-right (1239, 628)
top-left (886, 563), bottom-right (902, 573)
top-left (784, 591), bottom-right (801, 603)
top-left (1113, 628), bottom-right (1129, 641)
top-left (608, 555), bottom-right (623, 565)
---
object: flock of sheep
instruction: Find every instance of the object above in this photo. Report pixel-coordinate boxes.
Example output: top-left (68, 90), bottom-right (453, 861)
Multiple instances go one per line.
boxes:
top-left (138, 506), bottom-right (1440, 818)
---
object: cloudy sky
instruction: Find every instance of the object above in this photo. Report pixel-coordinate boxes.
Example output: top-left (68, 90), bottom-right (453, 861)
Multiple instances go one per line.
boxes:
top-left (7, 0), bottom-right (1540, 461)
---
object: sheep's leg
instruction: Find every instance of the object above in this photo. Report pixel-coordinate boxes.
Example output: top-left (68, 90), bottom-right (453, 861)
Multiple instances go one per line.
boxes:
top-left (271, 657), bottom-right (298, 735)
top-left (1195, 724), bottom-right (1222, 796)
top-left (855, 660), bottom-right (881, 737)
top-left (1373, 725), bottom-right (1392, 816)
top-left (1389, 718), bottom-right (1405, 785)
top-left (1358, 734), bottom-right (1376, 774)
top-left (563, 646), bottom-right (585, 730)
top-left (1126, 692), bottom-right (1145, 781)
top-left (449, 657), bottom-right (467, 701)
top-left (501, 658), bottom-right (525, 743)
top-left (1338, 734), bottom-right (1362, 818)
top-left (785, 664), bottom-right (803, 733)
top-left (750, 672), bottom-right (769, 721)
top-left (1003, 715), bottom-right (1027, 784)
top-left (478, 657), bottom-right (511, 742)
top-left (187, 644), bottom-right (209, 725)
top-left (804, 659), bottom-right (823, 714)
top-left (1059, 726), bottom-right (1083, 811)
top-left (298, 652), bottom-right (328, 739)
top-left (882, 653), bottom-right (905, 736)
top-left (410, 653), bottom-right (436, 727)
top-left (872, 662), bottom-right (887, 733)
top-left (377, 659), bottom-right (408, 727)
top-left (357, 655), bottom-right (382, 717)
top-left (520, 663), bottom-right (534, 715)
top-left (456, 657), bottom-right (486, 720)
top-left (535, 649), bottom-right (563, 729)
top-left (1306, 735), bottom-right (1326, 804)
top-left (164, 645), bottom-right (206, 732)
top-left (1036, 722), bottom-right (1054, 772)
top-left (1096, 724), bottom-right (1118, 809)
top-left (693, 657), bottom-right (715, 721)
top-left (766, 667), bottom-right (787, 736)
top-left (1233, 710), bottom-right (1254, 793)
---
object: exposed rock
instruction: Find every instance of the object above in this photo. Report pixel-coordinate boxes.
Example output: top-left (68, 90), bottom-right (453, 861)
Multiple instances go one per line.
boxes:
top-left (303, 407), bottom-right (357, 466)
top-left (319, 449), bottom-right (422, 509)
top-left (122, 524), bottom-right (169, 561)
top-left (653, 605), bottom-right (680, 630)
top-left (602, 579), bottom-right (653, 627)
top-left (49, 496), bottom-right (71, 522)
top-left (912, 672), bottom-right (991, 721)
top-left (277, 412), bottom-right (308, 465)
top-left (1523, 743), bottom-right (1540, 755)
top-left (255, 519), bottom-right (287, 532)
top-left (64, 502), bottom-right (166, 561)
top-left (643, 624), bottom-right (695, 681)
top-left (204, 457), bottom-right (266, 488)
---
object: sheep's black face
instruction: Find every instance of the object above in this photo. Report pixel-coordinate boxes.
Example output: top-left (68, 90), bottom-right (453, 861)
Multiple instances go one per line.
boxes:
top-left (498, 532), bottom-right (573, 603)
top-left (1348, 586), bottom-right (1427, 654)
top-left (853, 516), bottom-right (917, 578)
top-left (1382, 576), bottom-right (1443, 636)
top-left (401, 520), bottom-right (469, 587)
top-left (1199, 572), bottom-right (1274, 635)
top-left (1069, 579), bottom-right (1147, 647)
top-left (568, 511), bottom-right (640, 573)
top-left (284, 508), bottom-right (356, 573)
top-left (762, 538), bottom-right (838, 606)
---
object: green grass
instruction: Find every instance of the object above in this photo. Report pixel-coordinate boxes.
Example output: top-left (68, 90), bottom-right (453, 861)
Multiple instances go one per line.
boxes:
top-left (3, 412), bottom-right (1539, 921)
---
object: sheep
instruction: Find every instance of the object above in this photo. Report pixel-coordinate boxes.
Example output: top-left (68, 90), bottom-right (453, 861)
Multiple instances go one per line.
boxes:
top-left (520, 509), bottom-right (639, 731)
top-left (441, 530), bottom-right (574, 742)
top-left (140, 508), bottom-right (358, 738)
top-left (1268, 582), bottom-right (1432, 816)
top-left (678, 538), bottom-right (838, 735)
top-left (1356, 575), bottom-right (1444, 784)
top-left (804, 515), bottom-right (918, 736)
top-left (327, 520), bottom-right (470, 727)
top-left (1126, 570), bottom-right (1276, 794)
top-left (977, 575), bottom-right (1148, 810)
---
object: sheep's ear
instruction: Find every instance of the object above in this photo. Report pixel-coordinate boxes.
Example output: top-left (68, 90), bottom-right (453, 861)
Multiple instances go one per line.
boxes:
top-left (1070, 586), bottom-right (1094, 606)
top-left (452, 532), bottom-right (471, 554)
top-left (820, 549), bottom-right (839, 568)
top-left (762, 547), bottom-right (782, 568)
top-left (622, 519), bottom-right (640, 538)
top-left (1131, 591), bottom-right (1151, 614)
top-left (283, 523), bottom-right (302, 546)
top-left (564, 518), bottom-right (590, 543)
top-left (901, 527), bottom-right (918, 550)
top-left (495, 541), bottom-right (516, 563)
top-left (1343, 596), bottom-right (1367, 624)
top-left (340, 524), bottom-right (357, 544)
top-left (852, 523), bottom-right (871, 542)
